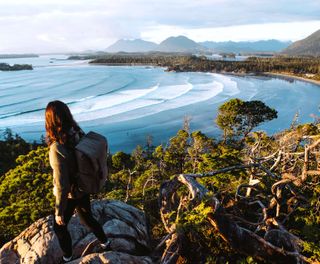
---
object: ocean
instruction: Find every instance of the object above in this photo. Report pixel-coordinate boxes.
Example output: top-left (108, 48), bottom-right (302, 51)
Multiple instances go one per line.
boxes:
top-left (0, 55), bottom-right (319, 152)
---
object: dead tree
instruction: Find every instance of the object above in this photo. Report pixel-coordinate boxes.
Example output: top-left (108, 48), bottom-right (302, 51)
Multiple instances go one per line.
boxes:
top-left (157, 133), bottom-right (320, 263)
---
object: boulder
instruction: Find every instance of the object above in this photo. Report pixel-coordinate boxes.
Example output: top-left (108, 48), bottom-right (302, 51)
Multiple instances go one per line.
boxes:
top-left (0, 200), bottom-right (152, 264)
top-left (69, 251), bottom-right (153, 264)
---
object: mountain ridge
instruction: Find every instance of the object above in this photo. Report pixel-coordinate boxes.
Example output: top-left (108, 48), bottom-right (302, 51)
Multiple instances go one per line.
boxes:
top-left (106, 36), bottom-right (293, 54)
top-left (282, 29), bottom-right (320, 56)
top-left (106, 39), bottom-right (158, 53)
top-left (200, 39), bottom-right (292, 53)
top-left (156, 35), bottom-right (205, 52)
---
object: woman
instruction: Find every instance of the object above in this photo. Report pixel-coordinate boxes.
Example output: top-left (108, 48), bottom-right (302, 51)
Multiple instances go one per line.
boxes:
top-left (45, 100), bottom-right (110, 262)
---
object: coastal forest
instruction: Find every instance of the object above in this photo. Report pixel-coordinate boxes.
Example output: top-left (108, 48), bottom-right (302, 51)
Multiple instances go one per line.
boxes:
top-left (68, 54), bottom-right (320, 81)
top-left (0, 98), bottom-right (319, 263)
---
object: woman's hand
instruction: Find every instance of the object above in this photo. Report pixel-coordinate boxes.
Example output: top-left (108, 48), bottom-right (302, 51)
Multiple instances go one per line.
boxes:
top-left (56, 215), bottom-right (65, 225)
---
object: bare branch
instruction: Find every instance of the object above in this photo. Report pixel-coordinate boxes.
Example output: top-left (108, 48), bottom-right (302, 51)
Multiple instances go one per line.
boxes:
top-left (236, 184), bottom-right (260, 200)
top-left (269, 150), bottom-right (282, 172)
top-left (177, 174), bottom-right (208, 200)
top-left (182, 164), bottom-right (260, 178)
top-left (248, 200), bottom-right (267, 222)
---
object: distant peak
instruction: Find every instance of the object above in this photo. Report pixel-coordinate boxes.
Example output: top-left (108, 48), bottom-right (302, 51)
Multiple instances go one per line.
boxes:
top-left (106, 38), bottom-right (158, 53)
top-left (157, 35), bottom-right (204, 52)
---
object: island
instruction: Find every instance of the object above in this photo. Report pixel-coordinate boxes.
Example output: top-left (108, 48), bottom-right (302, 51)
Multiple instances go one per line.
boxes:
top-left (0, 63), bottom-right (33, 71)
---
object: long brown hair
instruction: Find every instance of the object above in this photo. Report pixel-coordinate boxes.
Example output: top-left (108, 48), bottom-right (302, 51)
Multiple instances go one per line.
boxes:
top-left (45, 100), bottom-right (78, 146)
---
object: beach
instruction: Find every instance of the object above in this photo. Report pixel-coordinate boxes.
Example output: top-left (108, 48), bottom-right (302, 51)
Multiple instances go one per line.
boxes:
top-left (1, 55), bottom-right (320, 152)
top-left (263, 72), bottom-right (320, 86)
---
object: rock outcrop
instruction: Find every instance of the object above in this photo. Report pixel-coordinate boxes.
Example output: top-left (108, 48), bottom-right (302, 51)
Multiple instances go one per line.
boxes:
top-left (0, 200), bottom-right (152, 264)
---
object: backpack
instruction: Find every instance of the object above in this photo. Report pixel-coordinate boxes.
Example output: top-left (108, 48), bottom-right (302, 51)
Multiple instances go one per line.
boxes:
top-left (74, 131), bottom-right (108, 194)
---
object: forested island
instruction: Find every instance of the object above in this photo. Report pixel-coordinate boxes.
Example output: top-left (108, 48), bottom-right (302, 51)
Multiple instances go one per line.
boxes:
top-left (0, 99), bottom-right (319, 263)
top-left (69, 53), bottom-right (320, 82)
top-left (0, 63), bottom-right (33, 71)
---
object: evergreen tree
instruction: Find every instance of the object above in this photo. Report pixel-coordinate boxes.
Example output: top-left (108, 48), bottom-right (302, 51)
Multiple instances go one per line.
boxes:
top-left (216, 98), bottom-right (277, 141)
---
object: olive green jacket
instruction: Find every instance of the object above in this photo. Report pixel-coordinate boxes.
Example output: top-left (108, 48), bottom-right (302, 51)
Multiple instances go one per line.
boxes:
top-left (49, 142), bottom-right (83, 216)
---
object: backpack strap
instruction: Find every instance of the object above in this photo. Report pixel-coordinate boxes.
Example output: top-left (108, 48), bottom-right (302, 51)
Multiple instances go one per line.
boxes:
top-left (65, 127), bottom-right (86, 197)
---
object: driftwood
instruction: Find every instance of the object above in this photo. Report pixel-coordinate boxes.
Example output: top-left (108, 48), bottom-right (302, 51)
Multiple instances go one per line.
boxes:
top-left (158, 133), bottom-right (320, 263)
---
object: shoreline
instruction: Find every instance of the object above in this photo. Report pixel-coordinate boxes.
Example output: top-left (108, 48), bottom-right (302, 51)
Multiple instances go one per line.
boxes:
top-left (90, 62), bottom-right (320, 87)
top-left (222, 71), bottom-right (320, 86)
top-left (261, 72), bottom-right (320, 86)
top-left (89, 62), bottom-right (158, 66)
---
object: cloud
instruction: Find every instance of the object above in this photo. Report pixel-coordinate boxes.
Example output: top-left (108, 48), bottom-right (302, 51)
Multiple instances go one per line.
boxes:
top-left (0, 0), bottom-right (319, 52)
top-left (141, 21), bottom-right (320, 43)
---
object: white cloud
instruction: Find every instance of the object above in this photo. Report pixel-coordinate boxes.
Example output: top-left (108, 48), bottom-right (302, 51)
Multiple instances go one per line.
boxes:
top-left (141, 21), bottom-right (320, 43)
top-left (0, 0), bottom-right (319, 53)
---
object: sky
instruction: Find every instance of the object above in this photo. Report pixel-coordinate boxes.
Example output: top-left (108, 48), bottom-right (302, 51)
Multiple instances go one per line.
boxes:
top-left (0, 0), bottom-right (319, 53)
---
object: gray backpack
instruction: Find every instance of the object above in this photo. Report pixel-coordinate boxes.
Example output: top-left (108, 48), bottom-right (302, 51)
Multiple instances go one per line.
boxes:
top-left (74, 131), bottom-right (108, 194)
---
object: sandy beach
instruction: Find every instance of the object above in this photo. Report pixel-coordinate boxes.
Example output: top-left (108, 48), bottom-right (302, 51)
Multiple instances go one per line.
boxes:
top-left (223, 71), bottom-right (320, 86)
top-left (263, 72), bottom-right (320, 86)
top-left (2, 55), bottom-right (320, 152)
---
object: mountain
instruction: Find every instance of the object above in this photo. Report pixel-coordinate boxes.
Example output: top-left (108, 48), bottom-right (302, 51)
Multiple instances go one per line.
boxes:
top-left (282, 29), bottom-right (320, 56)
top-left (105, 36), bottom-right (293, 54)
top-left (106, 39), bottom-right (158, 53)
top-left (156, 36), bottom-right (206, 52)
top-left (106, 36), bottom-right (207, 53)
top-left (200, 40), bottom-right (292, 53)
